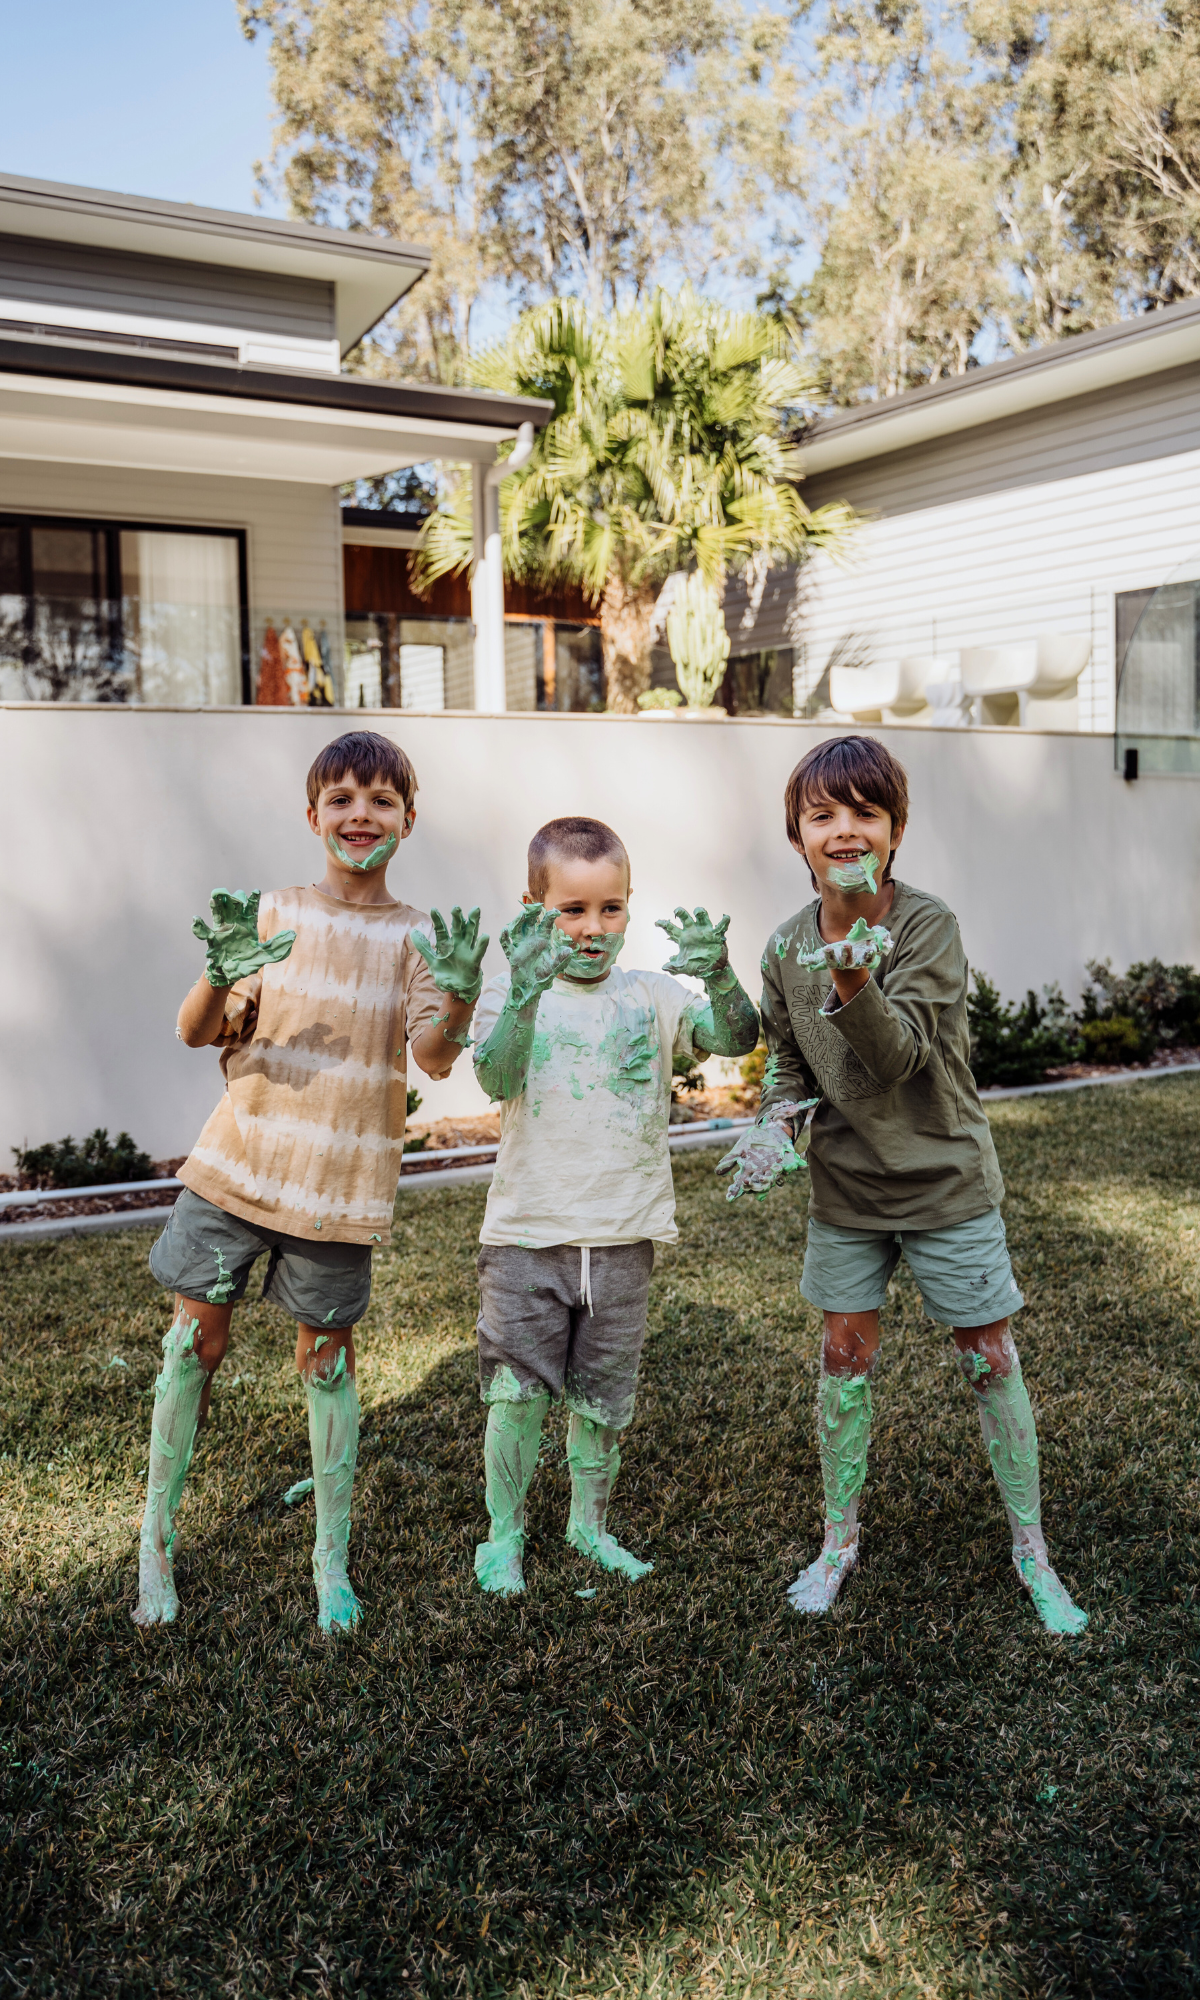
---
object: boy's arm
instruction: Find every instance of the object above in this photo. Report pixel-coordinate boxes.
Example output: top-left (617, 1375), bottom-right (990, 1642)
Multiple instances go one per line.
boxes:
top-left (759, 943), bottom-right (820, 1120)
top-left (820, 903), bottom-right (964, 1088)
top-left (715, 944), bottom-right (819, 1201)
top-left (473, 906), bottom-right (575, 1102)
top-left (656, 907), bottom-right (760, 1057)
top-left (409, 906), bottom-right (489, 1078)
top-left (179, 888), bottom-right (291, 1049)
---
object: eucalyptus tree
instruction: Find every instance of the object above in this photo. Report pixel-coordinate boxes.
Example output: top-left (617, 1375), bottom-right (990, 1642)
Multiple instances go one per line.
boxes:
top-left (415, 291), bottom-right (854, 710)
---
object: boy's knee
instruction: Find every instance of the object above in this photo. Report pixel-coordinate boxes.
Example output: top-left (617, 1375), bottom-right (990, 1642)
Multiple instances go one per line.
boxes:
top-left (821, 1312), bottom-right (880, 1377)
top-left (298, 1329), bottom-right (355, 1386)
top-left (953, 1319), bottom-right (1015, 1388)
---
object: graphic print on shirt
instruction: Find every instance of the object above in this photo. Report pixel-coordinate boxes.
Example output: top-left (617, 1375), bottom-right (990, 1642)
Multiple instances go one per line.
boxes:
top-left (786, 925), bottom-right (886, 1103)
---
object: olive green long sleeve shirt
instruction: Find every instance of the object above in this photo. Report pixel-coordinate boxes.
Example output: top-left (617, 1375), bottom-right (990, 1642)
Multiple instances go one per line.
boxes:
top-left (759, 881), bottom-right (1003, 1230)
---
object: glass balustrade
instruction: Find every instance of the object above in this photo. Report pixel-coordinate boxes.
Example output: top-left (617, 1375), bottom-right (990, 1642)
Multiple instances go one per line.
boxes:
top-left (1115, 558), bottom-right (1200, 774)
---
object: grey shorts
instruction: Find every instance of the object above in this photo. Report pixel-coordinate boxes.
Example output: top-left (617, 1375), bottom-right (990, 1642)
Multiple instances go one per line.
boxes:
top-left (476, 1240), bottom-right (654, 1429)
top-left (149, 1188), bottom-right (373, 1329)
top-left (801, 1207), bottom-right (1023, 1327)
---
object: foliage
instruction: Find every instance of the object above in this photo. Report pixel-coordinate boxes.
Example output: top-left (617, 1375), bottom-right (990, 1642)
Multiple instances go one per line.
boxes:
top-left (637, 686), bottom-right (683, 709)
top-left (340, 466), bottom-right (437, 520)
top-left (2, 1090), bottom-right (1199, 1993)
top-left (239, 0), bottom-right (793, 381)
top-left (666, 572), bottom-right (731, 708)
top-left (406, 1085), bottom-right (422, 1119)
top-left (415, 290), bottom-right (855, 708)
top-left (967, 975), bottom-right (1082, 1088)
top-left (1081, 956), bottom-right (1200, 1046)
top-left (1077, 1015), bottom-right (1148, 1065)
top-left (11, 1129), bottom-right (155, 1190)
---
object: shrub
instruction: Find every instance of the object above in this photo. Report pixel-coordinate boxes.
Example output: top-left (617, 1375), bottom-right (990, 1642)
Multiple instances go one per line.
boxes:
top-left (740, 1039), bottom-right (767, 1095)
top-left (967, 976), bottom-right (1082, 1088)
top-left (406, 1085), bottom-right (422, 1118)
top-left (13, 1128), bottom-right (156, 1189)
top-left (1081, 958), bottom-right (1200, 1049)
top-left (1078, 1015), bottom-right (1148, 1064)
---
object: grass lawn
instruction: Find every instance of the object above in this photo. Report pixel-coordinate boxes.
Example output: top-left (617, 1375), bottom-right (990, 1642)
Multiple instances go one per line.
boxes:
top-left (1, 1080), bottom-right (1198, 1999)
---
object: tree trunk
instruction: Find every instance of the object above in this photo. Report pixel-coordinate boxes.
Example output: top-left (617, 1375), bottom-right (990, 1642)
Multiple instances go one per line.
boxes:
top-left (601, 571), bottom-right (658, 714)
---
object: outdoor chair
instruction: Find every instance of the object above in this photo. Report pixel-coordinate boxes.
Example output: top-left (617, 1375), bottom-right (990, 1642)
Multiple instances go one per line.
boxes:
top-left (958, 636), bottom-right (1091, 727)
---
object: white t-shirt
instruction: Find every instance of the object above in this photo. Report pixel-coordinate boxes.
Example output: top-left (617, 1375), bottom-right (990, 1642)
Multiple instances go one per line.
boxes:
top-left (474, 964), bottom-right (705, 1248)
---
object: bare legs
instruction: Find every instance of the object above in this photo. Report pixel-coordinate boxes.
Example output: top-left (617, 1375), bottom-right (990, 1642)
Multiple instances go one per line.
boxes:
top-left (132, 1302), bottom-right (361, 1633)
top-left (788, 1311), bottom-right (1087, 1632)
top-left (475, 1402), bottom-right (654, 1595)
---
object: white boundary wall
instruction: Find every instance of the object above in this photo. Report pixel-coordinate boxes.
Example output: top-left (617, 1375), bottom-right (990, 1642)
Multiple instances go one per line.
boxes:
top-left (2, 704), bottom-right (1197, 1161)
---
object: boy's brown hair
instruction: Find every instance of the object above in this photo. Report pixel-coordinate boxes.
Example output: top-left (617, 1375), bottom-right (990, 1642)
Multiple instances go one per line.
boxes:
top-left (528, 817), bottom-right (630, 900)
top-left (306, 731), bottom-right (418, 813)
top-left (785, 734), bottom-right (909, 880)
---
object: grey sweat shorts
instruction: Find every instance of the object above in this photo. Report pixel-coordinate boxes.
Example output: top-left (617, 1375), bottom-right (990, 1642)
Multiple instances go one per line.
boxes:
top-left (476, 1240), bottom-right (655, 1430)
top-left (801, 1206), bottom-right (1024, 1328)
top-left (150, 1188), bottom-right (373, 1329)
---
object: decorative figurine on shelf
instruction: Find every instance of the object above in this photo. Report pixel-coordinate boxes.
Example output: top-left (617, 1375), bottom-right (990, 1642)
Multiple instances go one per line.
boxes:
top-left (255, 618), bottom-right (289, 706)
top-left (280, 619), bottom-right (305, 705)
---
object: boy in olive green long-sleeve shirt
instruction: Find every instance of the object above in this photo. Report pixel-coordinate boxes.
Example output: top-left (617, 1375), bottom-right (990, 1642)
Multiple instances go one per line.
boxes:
top-left (719, 734), bottom-right (1087, 1637)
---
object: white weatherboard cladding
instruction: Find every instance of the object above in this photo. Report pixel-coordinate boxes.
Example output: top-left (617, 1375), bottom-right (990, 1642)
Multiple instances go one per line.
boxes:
top-left (796, 442), bottom-right (1200, 734)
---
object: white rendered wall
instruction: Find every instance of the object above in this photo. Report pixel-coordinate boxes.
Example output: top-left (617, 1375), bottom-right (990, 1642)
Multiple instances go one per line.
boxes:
top-left (796, 444), bottom-right (1200, 733)
top-left (1, 705), bottom-right (1197, 1161)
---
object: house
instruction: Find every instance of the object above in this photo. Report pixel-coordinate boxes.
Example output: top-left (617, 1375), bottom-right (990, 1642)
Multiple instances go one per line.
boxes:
top-left (731, 294), bottom-right (1200, 766)
top-left (0, 171), bottom-right (556, 714)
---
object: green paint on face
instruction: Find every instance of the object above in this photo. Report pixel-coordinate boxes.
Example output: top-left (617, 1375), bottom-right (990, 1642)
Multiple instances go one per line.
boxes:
top-left (206, 1245), bottom-right (236, 1306)
top-left (326, 829), bottom-right (398, 873)
top-left (817, 1370), bottom-right (872, 1526)
top-left (561, 931), bottom-right (625, 981)
top-left (829, 852), bottom-right (880, 894)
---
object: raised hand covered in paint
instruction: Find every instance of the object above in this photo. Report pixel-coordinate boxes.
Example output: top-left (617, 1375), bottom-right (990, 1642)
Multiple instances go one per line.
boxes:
top-left (656, 906), bottom-right (730, 981)
top-left (828, 851), bottom-right (879, 895)
top-left (192, 889), bottom-right (296, 990)
top-left (716, 1098), bottom-right (819, 1201)
top-left (797, 916), bottom-right (893, 975)
top-left (502, 904), bottom-right (576, 1008)
top-left (411, 905), bottom-right (490, 1004)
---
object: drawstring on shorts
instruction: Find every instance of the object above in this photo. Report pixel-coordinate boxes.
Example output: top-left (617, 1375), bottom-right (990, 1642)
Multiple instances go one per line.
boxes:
top-left (579, 1247), bottom-right (594, 1315)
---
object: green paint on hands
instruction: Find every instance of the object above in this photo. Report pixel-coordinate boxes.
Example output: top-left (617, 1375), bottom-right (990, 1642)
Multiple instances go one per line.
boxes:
top-left (411, 905), bottom-right (489, 1004)
top-left (206, 1245), bottom-right (236, 1305)
top-left (325, 829), bottom-right (398, 873)
top-left (797, 917), bottom-right (893, 975)
top-left (192, 888), bottom-right (296, 990)
top-left (502, 904), bottom-right (577, 1008)
top-left (656, 905), bottom-right (730, 981)
top-left (829, 852), bottom-right (880, 894)
top-left (716, 1098), bottom-right (818, 1201)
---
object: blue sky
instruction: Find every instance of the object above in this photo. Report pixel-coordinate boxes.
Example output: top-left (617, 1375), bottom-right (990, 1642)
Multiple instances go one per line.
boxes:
top-left (3, 0), bottom-right (285, 217)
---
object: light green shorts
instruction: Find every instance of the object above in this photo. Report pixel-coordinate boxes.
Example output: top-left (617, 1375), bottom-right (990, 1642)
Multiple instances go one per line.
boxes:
top-left (801, 1207), bottom-right (1023, 1328)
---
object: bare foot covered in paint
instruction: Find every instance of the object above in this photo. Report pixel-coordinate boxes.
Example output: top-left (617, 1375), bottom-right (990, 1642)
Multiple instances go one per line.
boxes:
top-left (132, 1543), bottom-right (179, 1627)
top-left (475, 1533), bottom-right (525, 1596)
top-left (314, 1552), bottom-right (363, 1635)
top-left (1014, 1551), bottom-right (1088, 1634)
top-left (566, 1519), bottom-right (653, 1582)
top-left (787, 1535), bottom-right (858, 1614)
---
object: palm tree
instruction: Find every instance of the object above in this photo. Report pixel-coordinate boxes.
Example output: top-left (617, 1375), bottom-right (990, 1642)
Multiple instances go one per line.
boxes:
top-left (414, 289), bottom-right (855, 711)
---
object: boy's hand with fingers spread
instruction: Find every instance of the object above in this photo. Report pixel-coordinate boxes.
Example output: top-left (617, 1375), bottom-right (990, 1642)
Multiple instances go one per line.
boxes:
top-left (412, 905), bottom-right (489, 1003)
top-left (192, 889), bottom-right (296, 989)
top-left (503, 904), bottom-right (576, 1007)
top-left (656, 906), bottom-right (731, 981)
top-left (717, 1098), bottom-right (819, 1201)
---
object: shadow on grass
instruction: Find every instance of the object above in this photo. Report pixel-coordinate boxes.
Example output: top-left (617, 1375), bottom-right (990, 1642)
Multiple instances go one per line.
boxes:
top-left (1, 1096), bottom-right (1199, 1997)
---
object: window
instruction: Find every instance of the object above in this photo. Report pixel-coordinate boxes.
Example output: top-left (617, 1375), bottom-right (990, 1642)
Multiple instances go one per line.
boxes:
top-left (0, 513), bottom-right (247, 704)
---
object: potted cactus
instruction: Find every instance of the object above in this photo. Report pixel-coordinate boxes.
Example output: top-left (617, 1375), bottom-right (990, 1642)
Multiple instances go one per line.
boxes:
top-left (663, 572), bottom-right (730, 716)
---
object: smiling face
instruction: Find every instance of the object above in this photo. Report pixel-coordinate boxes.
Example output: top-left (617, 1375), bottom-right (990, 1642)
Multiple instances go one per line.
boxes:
top-left (307, 771), bottom-right (414, 882)
top-left (791, 787), bottom-right (903, 894)
top-left (526, 854), bottom-right (631, 983)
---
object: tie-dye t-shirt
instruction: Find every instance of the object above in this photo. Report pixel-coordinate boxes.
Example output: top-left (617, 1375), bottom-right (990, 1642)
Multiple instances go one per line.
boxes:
top-left (474, 965), bottom-right (705, 1249)
top-left (178, 886), bottom-right (442, 1246)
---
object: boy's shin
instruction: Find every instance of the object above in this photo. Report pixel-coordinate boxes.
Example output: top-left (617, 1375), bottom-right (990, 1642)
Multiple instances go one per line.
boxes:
top-left (135, 1305), bottom-right (209, 1624)
top-left (476, 1394), bottom-right (549, 1591)
top-left (958, 1333), bottom-right (1042, 1546)
top-left (305, 1348), bottom-right (362, 1634)
top-left (817, 1365), bottom-right (873, 1547)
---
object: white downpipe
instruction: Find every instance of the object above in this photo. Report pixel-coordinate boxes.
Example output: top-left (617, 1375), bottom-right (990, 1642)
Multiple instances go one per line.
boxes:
top-left (471, 423), bottom-right (535, 712)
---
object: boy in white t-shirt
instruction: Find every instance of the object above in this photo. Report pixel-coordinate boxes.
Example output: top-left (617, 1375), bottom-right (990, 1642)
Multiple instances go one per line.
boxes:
top-left (470, 815), bottom-right (760, 1595)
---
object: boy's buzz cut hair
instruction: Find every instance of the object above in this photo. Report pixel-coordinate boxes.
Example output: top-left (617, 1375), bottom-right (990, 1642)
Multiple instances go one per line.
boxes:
top-left (528, 817), bottom-right (630, 900)
top-left (785, 734), bottom-right (909, 877)
top-left (306, 731), bottom-right (418, 813)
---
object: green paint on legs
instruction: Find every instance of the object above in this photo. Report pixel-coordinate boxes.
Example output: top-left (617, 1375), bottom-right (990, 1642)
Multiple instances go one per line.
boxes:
top-left (306, 1347), bottom-right (361, 1635)
top-left (476, 1394), bottom-right (549, 1595)
top-left (284, 1477), bottom-right (315, 1505)
top-left (325, 829), bottom-right (398, 873)
top-left (787, 1367), bottom-right (872, 1616)
top-left (565, 1413), bottom-right (653, 1582)
top-left (132, 1307), bottom-right (208, 1628)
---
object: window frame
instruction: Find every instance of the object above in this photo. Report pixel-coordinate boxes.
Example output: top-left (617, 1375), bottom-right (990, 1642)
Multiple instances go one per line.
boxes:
top-left (0, 511), bottom-right (251, 704)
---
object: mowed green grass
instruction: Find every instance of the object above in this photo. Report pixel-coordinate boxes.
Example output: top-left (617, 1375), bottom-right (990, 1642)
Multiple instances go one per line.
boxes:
top-left (1, 1082), bottom-right (1198, 2000)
